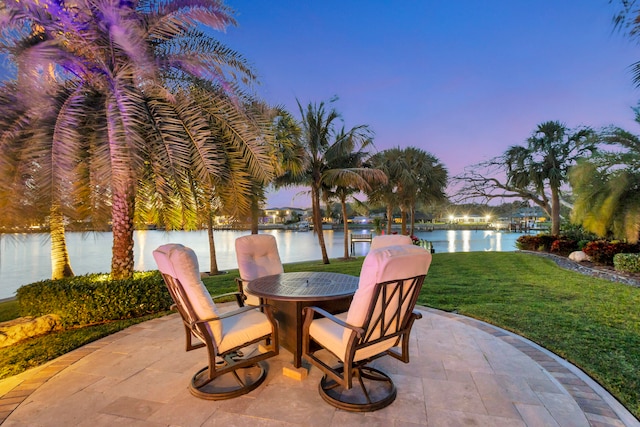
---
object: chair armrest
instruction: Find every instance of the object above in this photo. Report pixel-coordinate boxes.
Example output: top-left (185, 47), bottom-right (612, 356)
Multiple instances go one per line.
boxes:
top-left (192, 303), bottom-right (275, 326)
top-left (211, 291), bottom-right (244, 301)
top-left (302, 306), bottom-right (365, 337)
top-left (211, 291), bottom-right (245, 307)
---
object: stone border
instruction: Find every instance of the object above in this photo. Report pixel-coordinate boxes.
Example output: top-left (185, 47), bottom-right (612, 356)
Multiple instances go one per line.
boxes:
top-left (521, 250), bottom-right (640, 288)
top-left (420, 307), bottom-right (639, 427)
top-left (0, 328), bottom-right (134, 424)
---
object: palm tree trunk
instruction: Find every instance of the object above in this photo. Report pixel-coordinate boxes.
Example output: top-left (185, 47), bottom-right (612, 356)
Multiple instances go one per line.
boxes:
top-left (250, 195), bottom-right (259, 234)
top-left (207, 212), bottom-right (219, 275)
top-left (50, 205), bottom-right (74, 279)
top-left (111, 182), bottom-right (135, 280)
top-left (341, 195), bottom-right (349, 259)
top-left (410, 205), bottom-right (416, 236)
top-left (312, 185), bottom-right (330, 264)
top-left (401, 208), bottom-right (407, 235)
top-left (386, 204), bottom-right (393, 234)
top-left (551, 187), bottom-right (561, 235)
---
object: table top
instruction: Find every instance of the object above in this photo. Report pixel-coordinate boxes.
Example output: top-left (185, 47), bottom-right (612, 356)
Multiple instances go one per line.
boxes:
top-left (246, 271), bottom-right (359, 301)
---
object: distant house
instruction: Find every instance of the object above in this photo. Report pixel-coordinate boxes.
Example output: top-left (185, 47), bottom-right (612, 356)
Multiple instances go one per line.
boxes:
top-left (447, 214), bottom-right (490, 224)
top-left (262, 207), bottom-right (309, 224)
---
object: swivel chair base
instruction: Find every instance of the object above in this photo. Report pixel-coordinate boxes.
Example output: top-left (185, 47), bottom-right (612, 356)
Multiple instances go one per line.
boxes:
top-left (319, 366), bottom-right (397, 412)
top-left (190, 361), bottom-right (267, 400)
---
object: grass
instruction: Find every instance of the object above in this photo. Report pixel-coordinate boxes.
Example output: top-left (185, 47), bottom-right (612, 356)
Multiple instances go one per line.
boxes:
top-left (0, 312), bottom-right (168, 379)
top-left (0, 299), bottom-right (19, 322)
top-left (0, 252), bottom-right (638, 418)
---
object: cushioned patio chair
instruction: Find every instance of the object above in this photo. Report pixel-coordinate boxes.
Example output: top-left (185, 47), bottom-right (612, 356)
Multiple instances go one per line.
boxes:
top-left (153, 243), bottom-right (279, 400)
top-left (302, 244), bottom-right (432, 411)
top-left (235, 234), bottom-right (284, 306)
top-left (369, 234), bottom-right (412, 250)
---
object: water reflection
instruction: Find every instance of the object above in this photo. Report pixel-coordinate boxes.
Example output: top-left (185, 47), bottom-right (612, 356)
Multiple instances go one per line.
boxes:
top-left (0, 228), bottom-right (523, 299)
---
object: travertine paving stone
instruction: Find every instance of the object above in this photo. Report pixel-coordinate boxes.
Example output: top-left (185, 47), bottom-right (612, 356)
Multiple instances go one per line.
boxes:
top-left (0, 306), bottom-right (637, 427)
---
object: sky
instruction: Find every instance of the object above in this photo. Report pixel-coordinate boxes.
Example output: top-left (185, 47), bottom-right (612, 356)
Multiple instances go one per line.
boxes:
top-left (216, 0), bottom-right (640, 209)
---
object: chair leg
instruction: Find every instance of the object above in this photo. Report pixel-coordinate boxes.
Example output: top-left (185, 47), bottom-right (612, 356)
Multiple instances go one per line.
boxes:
top-left (318, 365), bottom-right (397, 412)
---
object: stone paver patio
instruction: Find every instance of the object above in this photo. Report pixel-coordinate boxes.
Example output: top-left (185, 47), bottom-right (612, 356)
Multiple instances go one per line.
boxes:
top-left (0, 306), bottom-right (637, 426)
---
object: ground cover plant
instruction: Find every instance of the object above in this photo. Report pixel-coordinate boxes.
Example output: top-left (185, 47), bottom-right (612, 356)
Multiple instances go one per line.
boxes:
top-left (0, 252), bottom-right (638, 419)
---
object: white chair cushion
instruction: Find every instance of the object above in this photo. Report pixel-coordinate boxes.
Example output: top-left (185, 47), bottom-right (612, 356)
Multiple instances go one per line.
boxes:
top-left (345, 245), bottom-right (432, 343)
top-left (308, 312), bottom-right (399, 362)
top-left (370, 234), bottom-right (412, 250)
top-left (235, 234), bottom-right (284, 306)
top-left (153, 244), bottom-right (222, 344)
top-left (309, 245), bottom-right (431, 362)
top-left (216, 309), bottom-right (274, 354)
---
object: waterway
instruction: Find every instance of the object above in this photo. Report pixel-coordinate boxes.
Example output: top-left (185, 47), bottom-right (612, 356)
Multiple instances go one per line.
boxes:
top-left (0, 228), bottom-right (524, 299)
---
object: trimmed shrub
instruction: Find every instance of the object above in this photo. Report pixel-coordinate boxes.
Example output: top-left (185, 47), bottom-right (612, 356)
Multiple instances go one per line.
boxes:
top-left (16, 271), bottom-right (172, 327)
top-left (550, 239), bottom-right (578, 256)
top-left (516, 235), bottom-right (541, 251)
top-left (614, 253), bottom-right (640, 273)
top-left (583, 241), bottom-right (640, 266)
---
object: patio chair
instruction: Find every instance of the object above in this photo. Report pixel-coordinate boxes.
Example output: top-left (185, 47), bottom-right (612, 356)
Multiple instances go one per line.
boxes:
top-left (302, 244), bottom-right (432, 411)
top-left (369, 234), bottom-right (412, 250)
top-left (235, 234), bottom-right (284, 306)
top-left (153, 243), bottom-right (279, 400)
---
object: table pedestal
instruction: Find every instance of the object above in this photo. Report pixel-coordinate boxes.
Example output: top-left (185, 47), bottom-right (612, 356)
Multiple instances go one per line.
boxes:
top-left (267, 296), bottom-right (353, 369)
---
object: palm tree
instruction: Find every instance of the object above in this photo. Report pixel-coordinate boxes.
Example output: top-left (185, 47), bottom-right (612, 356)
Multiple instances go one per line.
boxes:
top-left (401, 147), bottom-right (448, 235)
top-left (367, 148), bottom-right (404, 234)
top-left (570, 122), bottom-right (640, 242)
top-left (612, 1), bottom-right (640, 87)
top-left (0, 81), bottom-right (77, 279)
top-left (504, 121), bottom-right (595, 235)
top-left (248, 108), bottom-right (304, 234)
top-left (279, 99), bottom-right (373, 264)
top-left (323, 128), bottom-right (386, 259)
top-left (368, 147), bottom-right (447, 236)
top-left (0, 0), bottom-right (273, 279)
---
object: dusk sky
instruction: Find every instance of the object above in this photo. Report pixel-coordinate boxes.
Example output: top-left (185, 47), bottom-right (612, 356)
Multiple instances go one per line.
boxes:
top-left (218, 1), bottom-right (640, 209)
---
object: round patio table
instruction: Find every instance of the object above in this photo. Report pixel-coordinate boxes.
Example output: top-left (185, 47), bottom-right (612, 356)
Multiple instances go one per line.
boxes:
top-left (246, 271), bottom-right (358, 368)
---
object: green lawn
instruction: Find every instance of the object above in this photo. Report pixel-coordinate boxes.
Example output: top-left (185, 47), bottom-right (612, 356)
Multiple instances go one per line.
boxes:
top-left (1, 252), bottom-right (638, 418)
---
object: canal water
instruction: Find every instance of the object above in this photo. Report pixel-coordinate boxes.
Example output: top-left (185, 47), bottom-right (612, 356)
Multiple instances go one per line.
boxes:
top-left (0, 229), bottom-right (524, 299)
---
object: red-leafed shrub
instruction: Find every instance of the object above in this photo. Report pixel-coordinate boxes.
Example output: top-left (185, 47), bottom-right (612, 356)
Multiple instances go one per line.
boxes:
top-left (583, 241), bottom-right (640, 266)
top-left (550, 239), bottom-right (578, 256)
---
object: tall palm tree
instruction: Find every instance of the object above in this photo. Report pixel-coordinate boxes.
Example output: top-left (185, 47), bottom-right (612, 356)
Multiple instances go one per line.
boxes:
top-left (368, 147), bottom-right (447, 236)
top-left (248, 107), bottom-right (304, 234)
top-left (0, 80), bottom-right (77, 279)
top-left (367, 148), bottom-right (404, 234)
top-left (279, 100), bottom-right (373, 264)
top-left (401, 147), bottom-right (448, 236)
top-left (570, 122), bottom-right (640, 242)
top-left (323, 128), bottom-right (386, 259)
top-left (0, 0), bottom-right (273, 279)
top-left (504, 121), bottom-right (595, 235)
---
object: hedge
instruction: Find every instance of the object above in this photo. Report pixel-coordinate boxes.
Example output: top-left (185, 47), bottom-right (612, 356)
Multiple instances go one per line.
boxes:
top-left (16, 271), bottom-right (172, 327)
top-left (614, 253), bottom-right (640, 274)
